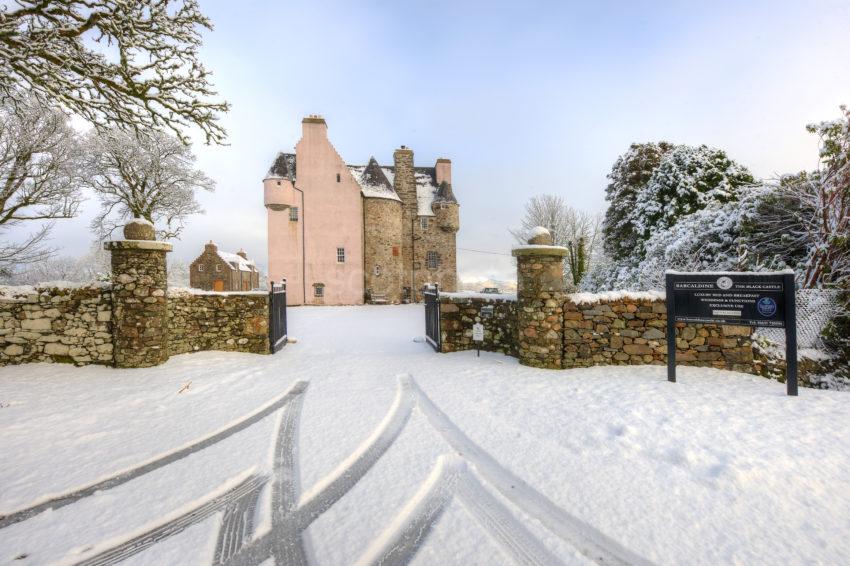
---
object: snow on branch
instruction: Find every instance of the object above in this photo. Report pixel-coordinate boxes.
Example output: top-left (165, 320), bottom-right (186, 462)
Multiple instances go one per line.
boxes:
top-left (0, 0), bottom-right (230, 144)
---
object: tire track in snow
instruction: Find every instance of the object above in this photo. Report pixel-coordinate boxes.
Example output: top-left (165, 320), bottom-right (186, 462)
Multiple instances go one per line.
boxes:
top-left (410, 378), bottom-right (652, 566)
top-left (74, 473), bottom-right (267, 566)
top-left (0, 381), bottom-right (309, 530)
top-left (224, 375), bottom-right (417, 566)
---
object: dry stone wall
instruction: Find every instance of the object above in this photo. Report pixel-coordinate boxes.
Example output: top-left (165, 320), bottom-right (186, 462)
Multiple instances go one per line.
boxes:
top-left (0, 285), bottom-right (113, 366)
top-left (439, 294), bottom-right (517, 356)
top-left (563, 296), bottom-right (754, 372)
top-left (168, 291), bottom-right (269, 355)
top-left (437, 292), bottom-right (755, 374)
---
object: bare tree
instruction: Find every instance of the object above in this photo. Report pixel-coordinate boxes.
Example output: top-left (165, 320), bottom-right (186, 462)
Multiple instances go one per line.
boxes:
top-left (0, 94), bottom-right (83, 276)
top-left (511, 194), bottom-right (603, 286)
top-left (4, 241), bottom-right (110, 284)
top-left (85, 128), bottom-right (214, 240)
top-left (0, 0), bottom-right (229, 144)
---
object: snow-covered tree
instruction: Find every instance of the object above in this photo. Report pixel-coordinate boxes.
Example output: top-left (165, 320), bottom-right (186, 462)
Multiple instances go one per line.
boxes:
top-left (632, 145), bottom-right (754, 253)
top-left (85, 128), bottom-right (214, 240)
top-left (0, 94), bottom-right (84, 276)
top-left (511, 194), bottom-right (602, 287)
top-left (601, 142), bottom-right (673, 261)
top-left (0, 0), bottom-right (229, 144)
top-left (5, 241), bottom-right (109, 284)
top-left (168, 258), bottom-right (189, 287)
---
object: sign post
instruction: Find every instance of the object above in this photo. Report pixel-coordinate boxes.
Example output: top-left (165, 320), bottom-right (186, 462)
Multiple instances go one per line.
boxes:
top-left (472, 322), bottom-right (484, 357)
top-left (665, 271), bottom-right (797, 396)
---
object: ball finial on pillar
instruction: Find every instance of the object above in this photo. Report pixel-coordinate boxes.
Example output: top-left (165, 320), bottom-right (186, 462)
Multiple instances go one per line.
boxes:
top-left (527, 226), bottom-right (553, 245)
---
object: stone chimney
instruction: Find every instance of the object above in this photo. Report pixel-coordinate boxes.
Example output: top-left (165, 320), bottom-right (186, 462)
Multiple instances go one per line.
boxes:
top-left (302, 114), bottom-right (328, 140)
top-left (237, 248), bottom-right (248, 260)
top-left (393, 145), bottom-right (416, 211)
top-left (435, 158), bottom-right (452, 185)
top-left (205, 240), bottom-right (218, 253)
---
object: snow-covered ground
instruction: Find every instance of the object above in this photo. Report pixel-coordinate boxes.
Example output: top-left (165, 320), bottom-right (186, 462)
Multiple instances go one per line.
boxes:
top-left (1, 305), bottom-right (849, 565)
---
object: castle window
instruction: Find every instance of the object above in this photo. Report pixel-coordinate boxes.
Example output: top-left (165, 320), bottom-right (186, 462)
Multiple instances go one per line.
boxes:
top-left (198, 264), bottom-right (204, 272)
top-left (336, 173), bottom-right (341, 183)
top-left (289, 206), bottom-right (299, 221)
top-left (426, 251), bottom-right (440, 270)
top-left (420, 217), bottom-right (429, 230)
top-left (375, 265), bottom-right (382, 276)
top-left (314, 283), bottom-right (324, 298)
top-left (337, 247), bottom-right (346, 263)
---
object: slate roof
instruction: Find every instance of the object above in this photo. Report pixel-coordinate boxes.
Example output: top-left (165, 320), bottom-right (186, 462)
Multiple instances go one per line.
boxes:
top-left (265, 153), bottom-right (457, 215)
top-left (266, 152), bottom-right (296, 181)
top-left (217, 251), bottom-right (257, 273)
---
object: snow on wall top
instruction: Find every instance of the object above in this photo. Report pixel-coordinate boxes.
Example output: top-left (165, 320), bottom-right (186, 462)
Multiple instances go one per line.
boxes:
top-left (0, 281), bottom-right (110, 301)
top-left (169, 286), bottom-right (266, 297)
top-left (217, 251), bottom-right (257, 272)
top-left (441, 291), bottom-right (518, 302)
top-left (568, 290), bottom-right (666, 305)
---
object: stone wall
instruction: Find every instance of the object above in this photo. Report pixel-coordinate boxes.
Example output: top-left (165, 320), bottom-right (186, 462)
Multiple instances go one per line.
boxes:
top-left (363, 197), bottom-right (403, 303)
top-left (0, 284), bottom-right (113, 366)
top-left (439, 293), bottom-right (517, 355)
top-left (168, 291), bottom-right (269, 355)
top-left (563, 295), bottom-right (754, 372)
top-left (436, 292), bottom-right (755, 374)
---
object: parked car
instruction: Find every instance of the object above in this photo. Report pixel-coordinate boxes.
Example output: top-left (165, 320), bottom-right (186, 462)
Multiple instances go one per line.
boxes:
top-left (481, 287), bottom-right (500, 294)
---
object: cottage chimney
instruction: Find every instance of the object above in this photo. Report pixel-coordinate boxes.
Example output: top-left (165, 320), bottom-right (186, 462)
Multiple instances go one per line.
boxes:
top-left (302, 114), bottom-right (328, 140)
top-left (237, 248), bottom-right (248, 260)
top-left (435, 158), bottom-right (452, 185)
top-left (205, 240), bottom-right (218, 253)
top-left (393, 145), bottom-right (416, 211)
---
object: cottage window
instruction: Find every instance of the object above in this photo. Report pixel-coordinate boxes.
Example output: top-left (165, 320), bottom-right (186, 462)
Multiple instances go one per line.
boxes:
top-left (314, 283), bottom-right (324, 298)
top-left (426, 251), bottom-right (440, 270)
top-left (392, 246), bottom-right (399, 257)
top-left (198, 264), bottom-right (205, 272)
top-left (420, 217), bottom-right (429, 231)
top-left (337, 247), bottom-right (345, 263)
top-left (289, 206), bottom-right (299, 221)
top-left (215, 264), bottom-right (221, 272)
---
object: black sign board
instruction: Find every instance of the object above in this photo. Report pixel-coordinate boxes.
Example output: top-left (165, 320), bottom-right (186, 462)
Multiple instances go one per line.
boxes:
top-left (665, 271), bottom-right (798, 396)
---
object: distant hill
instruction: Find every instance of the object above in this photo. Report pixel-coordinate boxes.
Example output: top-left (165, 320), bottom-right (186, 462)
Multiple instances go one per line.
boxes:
top-left (458, 277), bottom-right (517, 293)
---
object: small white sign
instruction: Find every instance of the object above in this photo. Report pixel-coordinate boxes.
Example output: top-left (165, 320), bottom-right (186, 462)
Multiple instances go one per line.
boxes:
top-left (472, 323), bottom-right (484, 342)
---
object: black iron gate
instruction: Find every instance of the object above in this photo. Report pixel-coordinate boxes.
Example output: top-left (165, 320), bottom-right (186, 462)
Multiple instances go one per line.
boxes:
top-left (269, 280), bottom-right (288, 353)
top-left (424, 284), bottom-right (441, 352)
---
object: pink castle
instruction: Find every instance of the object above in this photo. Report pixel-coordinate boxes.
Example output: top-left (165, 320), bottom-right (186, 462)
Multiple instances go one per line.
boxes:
top-left (263, 116), bottom-right (459, 305)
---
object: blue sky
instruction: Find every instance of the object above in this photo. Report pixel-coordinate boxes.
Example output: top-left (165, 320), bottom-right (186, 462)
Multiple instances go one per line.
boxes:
top-left (26, 0), bottom-right (850, 281)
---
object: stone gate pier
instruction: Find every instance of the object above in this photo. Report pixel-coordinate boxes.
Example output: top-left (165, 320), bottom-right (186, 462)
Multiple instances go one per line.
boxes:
top-left (511, 228), bottom-right (568, 369)
top-left (104, 220), bottom-right (172, 368)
